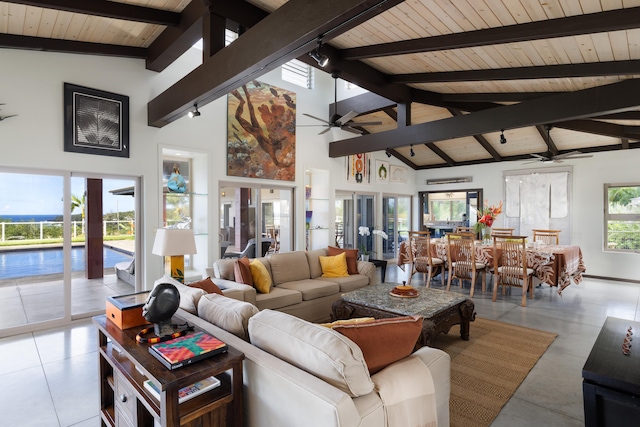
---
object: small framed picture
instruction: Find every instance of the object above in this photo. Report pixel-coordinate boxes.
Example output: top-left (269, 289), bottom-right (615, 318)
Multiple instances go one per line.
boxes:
top-left (64, 83), bottom-right (129, 158)
top-left (376, 160), bottom-right (389, 183)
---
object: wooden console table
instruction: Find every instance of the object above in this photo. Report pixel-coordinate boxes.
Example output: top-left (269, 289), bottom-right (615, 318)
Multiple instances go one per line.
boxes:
top-left (94, 315), bottom-right (244, 427)
top-left (583, 316), bottom-right (640, 427)
top-left (331, 283), bottom-right (475, 346)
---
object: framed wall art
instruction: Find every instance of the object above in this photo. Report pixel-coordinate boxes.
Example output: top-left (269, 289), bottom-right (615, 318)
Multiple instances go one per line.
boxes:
top-left (64, 83), bottom-right (129, 158)
top-left (390, 165), bottom-right (408, 183)
top-left (375, 160), bottom-right (389, 183)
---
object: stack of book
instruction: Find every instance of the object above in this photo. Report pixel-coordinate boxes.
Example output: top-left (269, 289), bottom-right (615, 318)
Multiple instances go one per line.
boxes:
top-left (144, 376), bottom-right (221, 404)
top-left (149, 331), bottom-right (228, 370)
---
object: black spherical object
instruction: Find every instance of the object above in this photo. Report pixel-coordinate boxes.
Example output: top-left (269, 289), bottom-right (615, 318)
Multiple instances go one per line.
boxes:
top-left (142, 283), bottom-right (180, 324)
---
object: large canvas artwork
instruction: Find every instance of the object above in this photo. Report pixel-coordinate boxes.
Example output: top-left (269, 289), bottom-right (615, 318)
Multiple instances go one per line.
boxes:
top-left (227, 81), bottom-right (296, 181)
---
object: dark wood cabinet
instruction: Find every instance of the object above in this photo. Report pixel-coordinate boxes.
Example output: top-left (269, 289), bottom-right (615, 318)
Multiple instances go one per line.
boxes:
top-left (583, 317), bottom-right (640, 427)
top-left (94, 315), bottom-right (244, 427)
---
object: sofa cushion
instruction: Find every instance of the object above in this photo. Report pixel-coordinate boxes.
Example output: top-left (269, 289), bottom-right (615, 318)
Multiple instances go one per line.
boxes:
top-left (234, 257), bottom-right (253, 286)
top-left (269, 252), bottom-right (311, 285)
top-left (197, 293), bottom-right (258, 340)
top-left (214, 258), bottom-right (236, 280)
top-left (305, 248), bottom-right (328, 279)
top-left (332, 316), bottom-right (423, 374)
top-left (153, 276), bottom-right (205, 315)
top-left (249, 259), bottom-right (272, 293)
top-left (326, 274), bottom-right (371, 293)
top-left (248, 310), bottom-right (375, 397)
top-left (328, 246), bottom-right (359, 275)
top-left (255, 287), bottom-right (303, 310)
top-left (277, 279), bottom-right (340, 301)
top-left (319, 253), bottom-right (349, 278)
top-left (187, 277), bottom-right (223, 295)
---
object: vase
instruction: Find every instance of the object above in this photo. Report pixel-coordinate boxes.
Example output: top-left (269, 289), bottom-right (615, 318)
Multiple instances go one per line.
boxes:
top-left (362, 254), bottom-right (370, 262)
top-left (481, 226), bottom-right (492, 244)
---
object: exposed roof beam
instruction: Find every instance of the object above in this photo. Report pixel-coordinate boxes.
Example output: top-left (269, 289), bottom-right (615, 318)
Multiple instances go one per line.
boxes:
top-left (442, 93), bottom-right (555, 103)
top-left (341, 7), bottom-right (640, 60)
top-left (425, 143), bottom-right (455, 166)
top-left (553, 120), bottom-right (640, 140)
top-left (0, 33), bottom-right (146, 58)
top-left (329, 79), bottom-right (640, 157)
top-left (6, 0), bottom-right (180, 26)
top-left (382, 107), bottom-right (397, 121)
top-left (331, 91), bottom-right (395, 116)
top-left (448, 107), bottom-right (501, 161)
top-left (592, 111), bottom-right (640, 120)
top-left (622, 138), bottom-right (630, 149)
top-left (148, 0), bottom-right (403, 127)
top-left (390, 60), bottom-right (640, 83)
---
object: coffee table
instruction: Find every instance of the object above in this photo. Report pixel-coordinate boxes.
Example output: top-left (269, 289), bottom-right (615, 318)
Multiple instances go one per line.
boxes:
top-left (331, 282), bottom-right (476, 347)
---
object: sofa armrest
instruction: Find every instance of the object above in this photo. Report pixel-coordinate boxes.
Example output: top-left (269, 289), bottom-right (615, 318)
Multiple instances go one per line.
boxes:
top-left (213, 278), bottom-right (257, 306)
top-left (356, 261), bottom-right (376, 286)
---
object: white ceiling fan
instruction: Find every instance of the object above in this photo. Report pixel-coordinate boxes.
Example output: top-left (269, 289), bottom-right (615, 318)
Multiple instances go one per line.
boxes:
top-left (301, 71), bottom-right (382, 135)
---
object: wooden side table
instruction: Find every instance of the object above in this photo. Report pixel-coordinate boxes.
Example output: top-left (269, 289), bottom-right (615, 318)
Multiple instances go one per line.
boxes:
top-left (94, 315), bottom-right (244, 427)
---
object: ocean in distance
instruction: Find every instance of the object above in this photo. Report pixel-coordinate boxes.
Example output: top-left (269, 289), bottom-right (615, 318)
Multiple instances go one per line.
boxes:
top-left (0, 214), bottom-right (62, 222)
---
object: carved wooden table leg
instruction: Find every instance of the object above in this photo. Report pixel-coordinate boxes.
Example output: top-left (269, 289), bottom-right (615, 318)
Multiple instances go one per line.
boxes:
top-left (459, 299), bottom-right (476, 341)
top-left (331, 299), bottom-right (355, 321)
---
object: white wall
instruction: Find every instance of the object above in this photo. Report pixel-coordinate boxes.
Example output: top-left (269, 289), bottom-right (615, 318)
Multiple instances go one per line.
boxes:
top-left (415, 150), bottom-right (640, 282)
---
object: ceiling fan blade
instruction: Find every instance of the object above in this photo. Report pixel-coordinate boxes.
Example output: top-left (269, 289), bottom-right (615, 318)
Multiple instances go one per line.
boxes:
top-left (336, 111), bottom-right (359, 125)
top-left (553, 151), bottom-right (583, 160)
top-left (347, 120), bottom-right (383, 126)
top-left (0, 115), bottom-right (17, 121)
top-left (318, 127), bottom-right (331, 135)
top-left (562, 155), bottom-right (593, 159)
top-left (341, 126), bottom-right (363, 135)
top-left (303, 113), bottom-right (331, 125)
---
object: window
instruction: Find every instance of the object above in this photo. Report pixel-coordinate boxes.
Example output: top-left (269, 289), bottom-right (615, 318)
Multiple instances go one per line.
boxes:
top-left (282, 59), bottom-right (312, 89)
top-left (604, 184), bottom-right (640, 252)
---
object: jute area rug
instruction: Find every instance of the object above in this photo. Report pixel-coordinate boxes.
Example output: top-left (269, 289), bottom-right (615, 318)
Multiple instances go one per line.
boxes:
top-left (432, 318), bottom-right (557, 427)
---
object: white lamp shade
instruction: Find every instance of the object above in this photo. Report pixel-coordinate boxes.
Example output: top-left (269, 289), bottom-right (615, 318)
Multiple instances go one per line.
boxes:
top-left (152, 228), bottom-right (197, 256)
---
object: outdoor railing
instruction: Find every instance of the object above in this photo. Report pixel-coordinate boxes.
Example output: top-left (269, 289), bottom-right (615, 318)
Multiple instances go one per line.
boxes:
top-left (0, 220), bottom-right (135, 242)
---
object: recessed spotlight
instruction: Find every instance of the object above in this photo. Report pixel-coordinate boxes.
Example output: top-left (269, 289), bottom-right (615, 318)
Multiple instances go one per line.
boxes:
top-left (385, 150), bottom-right (392, 158)
top-left (308, 37), bottom-right (329, 67)
top-left (410, 145), bottom-right (415, 157)
top-left (500, 129), bottom-right (507, 144)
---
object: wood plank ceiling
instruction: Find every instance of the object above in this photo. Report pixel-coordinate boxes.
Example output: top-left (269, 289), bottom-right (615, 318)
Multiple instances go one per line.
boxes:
top-left (2, 0), bottom-right (640, 169)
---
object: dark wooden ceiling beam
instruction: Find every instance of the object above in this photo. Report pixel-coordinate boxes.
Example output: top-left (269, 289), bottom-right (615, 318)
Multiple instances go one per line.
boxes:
top-left (593, 111), bottom-right (640, 120)
top-left (382, 106), bottom-right (397, 121)
top-left (448, 107), bottom-right (501, 161)
top-left (536, 125), bottom-right (559, 155)
top-left (148, 0), bottom-right (400, 127)
top-left (0, 33), bottom-right (146, 58)
top-left (329, 79), bottom-right (640, 157)
top-left (622, 138), bottom-right (630, 149)
top-left (390, 60), bottom-right (640, 83)
top-left (331, 91), bottom-right (395, 116)
top-left (442, 92), bottom-right (556, 102)
top-left (341, 7), bottom-right (640, 60)
top-left (6, 0), bottom-right (180, 26)
top-left (553, 120), bottom-right (640, 140)
top-left (426, 143), bottom-right (455, 166)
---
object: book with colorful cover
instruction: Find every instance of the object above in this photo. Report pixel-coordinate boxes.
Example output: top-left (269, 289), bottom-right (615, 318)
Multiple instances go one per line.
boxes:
top-left (143, 376), bottom-right (221, 403)
top-left (149, 331), bottom-right (228, 370)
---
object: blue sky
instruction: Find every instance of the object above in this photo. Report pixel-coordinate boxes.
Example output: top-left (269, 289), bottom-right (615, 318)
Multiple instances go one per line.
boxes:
top-left (0, 173), bottom-right (135, 215)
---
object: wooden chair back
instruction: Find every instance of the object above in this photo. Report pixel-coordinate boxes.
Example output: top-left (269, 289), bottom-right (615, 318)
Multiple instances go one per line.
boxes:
top-left (407, 231), bottom-right (445, 287)
top-left (447, 232), bottom-right (476, 278)
top-left (532, 229), bottom-right (561, 245)
top-left (492, 235), bottom-right (533, 306)
top-left (491, 227), bottom-right (514, 236)
top-left (454, 226), bottom-right (474, 233)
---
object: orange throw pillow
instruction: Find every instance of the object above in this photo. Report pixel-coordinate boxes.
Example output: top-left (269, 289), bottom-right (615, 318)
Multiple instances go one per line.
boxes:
top-left (187, 277), bottom-right (223, 295)
top-left (234, 256), bottom-right (254, 286)
top-left (328, 246), bottom-right (358, 275)
top-left (332, 316), bottom-right (423, 374)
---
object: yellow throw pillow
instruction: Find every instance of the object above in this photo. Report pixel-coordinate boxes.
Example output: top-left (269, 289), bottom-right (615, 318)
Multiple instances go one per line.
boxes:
top-left (249, 259), bottom-right (272, 293)
top-left (319, 252), bottom-right (349, 278)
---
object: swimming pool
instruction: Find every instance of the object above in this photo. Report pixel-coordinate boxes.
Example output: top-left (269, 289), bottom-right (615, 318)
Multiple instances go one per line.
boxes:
top-left (0, 247), bottom-right (133, 279)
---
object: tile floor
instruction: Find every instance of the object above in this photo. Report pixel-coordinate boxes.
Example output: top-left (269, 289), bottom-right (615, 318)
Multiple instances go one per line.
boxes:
top-left (1, 265), bottom-right (639, 426)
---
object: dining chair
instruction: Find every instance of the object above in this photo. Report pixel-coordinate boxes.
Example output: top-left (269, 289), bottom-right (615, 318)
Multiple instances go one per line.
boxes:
top-left (446, 232), bottom-right (487, 297)
top-left (492, 235), bottom-right (534, 306)
top-left (406, 231), bottom-right (445, 287)
top-left (454, 226), bottom-right (474, 233)
top-left (532, 229), bottom-right (561, 245)
top-left (491, 227), bottom-right (514, 236)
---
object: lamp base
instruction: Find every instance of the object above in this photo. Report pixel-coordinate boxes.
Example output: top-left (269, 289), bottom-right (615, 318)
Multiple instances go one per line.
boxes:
top-left (165, 255), bottom-right (185, 283)
top-left (154, 320), bottom-right (175, 338)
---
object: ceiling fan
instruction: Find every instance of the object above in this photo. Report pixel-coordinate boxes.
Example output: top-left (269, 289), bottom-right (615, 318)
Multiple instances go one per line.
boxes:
top-left (0, 104), bottom-right (17, 121)
top-left (524, 151), bottom-right (593, 164)
top-left (302, 71), bottom-right (382, 135)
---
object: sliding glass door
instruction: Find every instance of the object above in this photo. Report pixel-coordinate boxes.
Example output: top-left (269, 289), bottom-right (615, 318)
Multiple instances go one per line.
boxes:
top-left (382, 195), bottom-right (412, 260)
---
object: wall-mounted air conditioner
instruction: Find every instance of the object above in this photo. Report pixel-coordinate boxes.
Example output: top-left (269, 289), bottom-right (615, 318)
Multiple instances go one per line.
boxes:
top-left (426, 177), bottom-right (473, 185)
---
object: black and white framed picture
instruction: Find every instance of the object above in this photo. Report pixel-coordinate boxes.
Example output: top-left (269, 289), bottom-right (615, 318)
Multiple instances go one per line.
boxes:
top-left (64, 83), bottom-right (129, 158)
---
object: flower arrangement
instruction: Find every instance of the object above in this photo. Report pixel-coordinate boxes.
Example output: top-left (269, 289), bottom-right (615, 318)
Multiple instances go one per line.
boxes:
top-left (473, 200), bottom-right (503, 233)
top-left (358, 226), bottom-right (388, 256)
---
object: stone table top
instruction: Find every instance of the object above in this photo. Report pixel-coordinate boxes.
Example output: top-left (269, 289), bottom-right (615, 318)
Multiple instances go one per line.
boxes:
top-left (341, 282), bottom-right (468, 318)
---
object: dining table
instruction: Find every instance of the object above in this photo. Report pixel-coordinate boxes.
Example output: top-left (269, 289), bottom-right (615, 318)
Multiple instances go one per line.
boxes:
top-left (398, 239), bottom-right (586, 295)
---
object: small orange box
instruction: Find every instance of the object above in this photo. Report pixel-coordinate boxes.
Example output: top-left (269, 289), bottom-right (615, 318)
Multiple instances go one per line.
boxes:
top-left (106, 291), bottom-right (151, 330)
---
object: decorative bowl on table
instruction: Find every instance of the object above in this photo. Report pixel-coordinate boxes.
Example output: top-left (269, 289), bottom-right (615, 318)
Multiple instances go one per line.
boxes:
top-left (390, 284), bottom-right (419, 298)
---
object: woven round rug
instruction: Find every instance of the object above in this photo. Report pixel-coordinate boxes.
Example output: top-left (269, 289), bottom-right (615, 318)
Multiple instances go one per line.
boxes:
top-left (432, 317), bottom-right (557, 427)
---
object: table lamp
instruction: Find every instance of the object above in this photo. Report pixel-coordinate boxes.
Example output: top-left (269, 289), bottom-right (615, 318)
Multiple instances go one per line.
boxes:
top-left (152, 228), bottom-right (197, 283)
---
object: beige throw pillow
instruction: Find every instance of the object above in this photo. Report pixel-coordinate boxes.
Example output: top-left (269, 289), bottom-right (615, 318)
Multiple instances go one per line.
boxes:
top-left (248, 310), bottom-right (374, 397)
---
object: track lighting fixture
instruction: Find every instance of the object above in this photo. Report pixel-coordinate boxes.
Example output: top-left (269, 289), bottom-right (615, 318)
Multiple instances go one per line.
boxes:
top-left (385, 150), bottom-right (392, 158)
top-left (188, 104), bottom-right (200, 118)
top-left (308, 37), bottom-right (329, 67)
top-left (410, 145), bottom-right (415, 157)
top-left (500, 129), bottom-right (507, 144)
